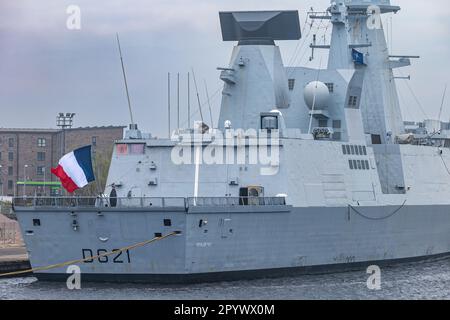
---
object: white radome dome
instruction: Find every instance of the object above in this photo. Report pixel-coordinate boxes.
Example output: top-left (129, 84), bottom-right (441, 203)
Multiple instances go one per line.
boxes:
top-left (303, 81), bottom-right (330, 110)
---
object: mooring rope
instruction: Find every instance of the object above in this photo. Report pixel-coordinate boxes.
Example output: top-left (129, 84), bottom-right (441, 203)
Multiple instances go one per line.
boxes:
top-left (0, 231), bottom-right (178, 278)
top-left (348, 200), bottom-right (407, 221)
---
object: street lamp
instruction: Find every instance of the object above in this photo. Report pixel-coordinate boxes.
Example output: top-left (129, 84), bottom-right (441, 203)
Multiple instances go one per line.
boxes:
top-left (56, 113), bottom-right (76, 129)
top-left (42, 166), bottom-right (46, 196)
top-left (0, 165), bottom-right (4, 199)
top-left (24, 164), bottom-right (30, 197)
top-left (56, 112), bottom-right (76, 159)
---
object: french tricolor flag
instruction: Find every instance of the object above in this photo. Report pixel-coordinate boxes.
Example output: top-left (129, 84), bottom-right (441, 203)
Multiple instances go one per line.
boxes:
top-left (51, 146), bottom-right (95, 193)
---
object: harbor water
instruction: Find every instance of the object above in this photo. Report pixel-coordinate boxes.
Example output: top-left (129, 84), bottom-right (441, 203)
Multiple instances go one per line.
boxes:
top-left (1, 257), bottom-right (450, 300)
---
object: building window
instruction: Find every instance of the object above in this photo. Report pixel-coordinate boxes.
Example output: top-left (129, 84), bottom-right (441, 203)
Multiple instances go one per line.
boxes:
top-left (37, 152), bottom-right (46, 161)
top-left (8, 166), bottom-right (13, 176)
top-left (37, 166), bottom-right (45, 176)
top-left (348, 96), bottom-right (358, 108)
top-left (37, 138), bottom-right (46, 147)
top-left (288, 79), bottom-right (295, 91)
top-left (325, 83), bottom-right (334, 93)
top-left (7, 180), bottom-right (13, 190)
top-left (8, 152), bottom-right (13, 161)
top-left (92, 136), bottom-right (97, 147)
top-left (8, 138), bottom-right (14, 148)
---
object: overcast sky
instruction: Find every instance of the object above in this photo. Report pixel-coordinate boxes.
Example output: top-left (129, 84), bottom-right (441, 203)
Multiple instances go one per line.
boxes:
top-left (1, 0), bottom-right (449, 137)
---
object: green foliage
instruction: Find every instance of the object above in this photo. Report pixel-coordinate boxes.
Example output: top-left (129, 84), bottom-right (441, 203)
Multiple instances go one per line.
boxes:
top-left (74, 146), bottom-right (113, 197)
top-left (0, 201), bottom-right (12, 215)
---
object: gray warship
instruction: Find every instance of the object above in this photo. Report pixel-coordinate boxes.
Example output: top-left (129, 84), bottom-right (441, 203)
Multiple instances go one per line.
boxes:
top-left (13, 0), bottom-right (450, 283)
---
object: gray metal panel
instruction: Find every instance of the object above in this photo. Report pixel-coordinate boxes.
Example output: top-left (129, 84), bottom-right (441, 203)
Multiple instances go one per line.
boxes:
top-left (219, 11), bottom-right (301, 42)
top-left (15, 203), bottom-right (450, 280)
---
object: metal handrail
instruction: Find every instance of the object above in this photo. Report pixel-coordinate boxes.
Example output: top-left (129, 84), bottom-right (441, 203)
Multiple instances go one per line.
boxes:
top-left (12, 197), bottom-right (187, 209)
top-left (12, 196), bottom-right (286, 209)
top-left (187, 197), bottom-right (286, 207)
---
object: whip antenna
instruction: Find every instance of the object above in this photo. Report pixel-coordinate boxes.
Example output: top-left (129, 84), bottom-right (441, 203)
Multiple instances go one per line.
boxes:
top-left (116, 33), bottom-right (135, 127)
top-left (438, 84), bottom-right (448, 122)
top-left (191, 68), bottom-right (204, 124)
top-left (204, 80), bottom-right (214, 128)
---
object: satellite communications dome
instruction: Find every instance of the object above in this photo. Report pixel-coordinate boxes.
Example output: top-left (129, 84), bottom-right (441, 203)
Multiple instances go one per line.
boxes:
top-left (303, 81), bottom-right (330, 110)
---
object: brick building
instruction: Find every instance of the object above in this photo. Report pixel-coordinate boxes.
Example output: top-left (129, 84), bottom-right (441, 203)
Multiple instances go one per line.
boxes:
top-left (0, 126), bottom-right (125, 197)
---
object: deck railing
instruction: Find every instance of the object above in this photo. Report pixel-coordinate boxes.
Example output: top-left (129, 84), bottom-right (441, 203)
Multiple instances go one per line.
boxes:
top-left (187, 197), bottom-right (286, 207)
top-left (13, 196), bottom-right (286, 209)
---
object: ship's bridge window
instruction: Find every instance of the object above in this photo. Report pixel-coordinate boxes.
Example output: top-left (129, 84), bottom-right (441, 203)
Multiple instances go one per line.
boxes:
top-left (332, 120), bottom-right (341, 129)
top-left (348, 96), bottom-right (358, 108)
top-left (116, 143), bottom-right (145, 155)
top-left (129, 144), bottom-right (145, 155)
top-left (325, 83), bottom-right (334, 93)
top-left (288, 79), bottom-right (295, 91)
top-left (318, 120), bottom-right (328, 128)
top-left (116, 144), bottom-right (128, 155)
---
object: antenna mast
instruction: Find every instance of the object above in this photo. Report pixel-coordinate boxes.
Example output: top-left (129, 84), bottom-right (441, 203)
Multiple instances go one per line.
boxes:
top-left (177, 73), bottom-right (180, 129)
top-left (188, 72), bottom-right (191, 128)
top-left (204, 80), bottom-right (214, 128)
top-left (168, 72), bottom-right (171, 137)
top-left (116, 33), bottom-right (135, 127)
top-left (438, 84), bottom-right (448, 122)
top-left (191, 68), bottom-right (204, 123)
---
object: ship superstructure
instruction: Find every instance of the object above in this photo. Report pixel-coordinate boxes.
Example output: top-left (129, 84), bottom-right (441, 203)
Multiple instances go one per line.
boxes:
top-left (12, 0), bottom-right (450, 283)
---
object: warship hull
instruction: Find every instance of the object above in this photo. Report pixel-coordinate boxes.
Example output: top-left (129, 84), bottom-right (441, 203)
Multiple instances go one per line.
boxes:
top-left (14, 203), bottom-right (450, 283)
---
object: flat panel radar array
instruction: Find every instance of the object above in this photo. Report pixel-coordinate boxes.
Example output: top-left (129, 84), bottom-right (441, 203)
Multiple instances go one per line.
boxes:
top-left (341, 0), bottom-right (400, 13)
top-left (219, 11), bottom-right (301, 44)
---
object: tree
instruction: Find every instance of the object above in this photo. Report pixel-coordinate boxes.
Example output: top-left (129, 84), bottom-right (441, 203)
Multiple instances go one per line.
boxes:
top-left (74, 146), bottom-right (113, 197)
